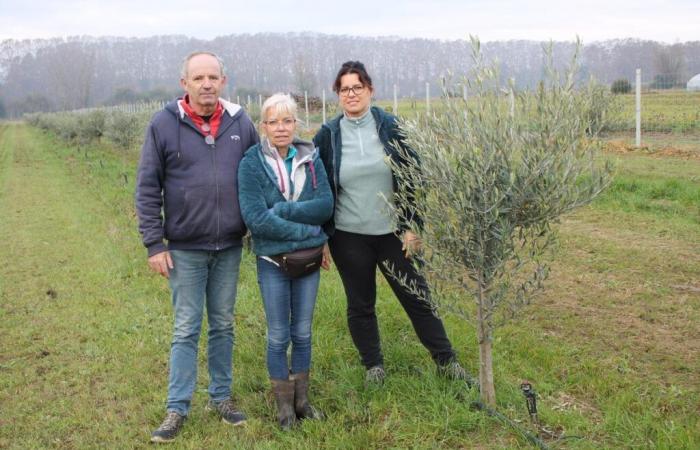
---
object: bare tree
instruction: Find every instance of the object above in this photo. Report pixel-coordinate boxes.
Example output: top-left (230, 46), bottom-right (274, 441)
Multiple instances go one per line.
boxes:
top-left (292, 53), bottom-right (317, 95)
top-left (45, 43), bottom-right (96, 110)
top-left (653, 45), bottom-right (687, 88)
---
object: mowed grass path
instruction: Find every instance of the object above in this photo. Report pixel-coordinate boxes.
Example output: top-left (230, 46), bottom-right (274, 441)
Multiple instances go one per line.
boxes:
top-left (0, 123), bottom-right (495, 449)
top-left (1, 122), bottom-right (699, 449)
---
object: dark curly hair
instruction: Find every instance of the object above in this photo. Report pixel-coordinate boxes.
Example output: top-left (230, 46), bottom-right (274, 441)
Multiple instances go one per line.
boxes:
top-left (332, 61), bottom-right (373, 94)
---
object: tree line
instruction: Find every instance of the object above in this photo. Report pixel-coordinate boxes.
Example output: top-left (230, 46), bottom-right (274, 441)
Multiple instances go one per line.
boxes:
top-left (1, 33), bottom-right (698, 117)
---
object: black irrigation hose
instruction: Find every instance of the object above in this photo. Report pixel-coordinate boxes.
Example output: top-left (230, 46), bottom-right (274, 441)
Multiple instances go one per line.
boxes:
top-left (471, 399), bottom-right (551, 450)
top-left (460, 375), bottom-right (584, 450)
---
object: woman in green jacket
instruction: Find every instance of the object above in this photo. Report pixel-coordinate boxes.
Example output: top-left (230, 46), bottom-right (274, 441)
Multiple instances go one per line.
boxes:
top-left (313, 61), bottom-right (466, 385)
top-left (238, 93), bottom-right (333, 429)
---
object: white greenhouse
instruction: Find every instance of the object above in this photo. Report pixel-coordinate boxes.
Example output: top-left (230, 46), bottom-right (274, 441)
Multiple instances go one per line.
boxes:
top-left (687, 74), bottom-right (700, 91)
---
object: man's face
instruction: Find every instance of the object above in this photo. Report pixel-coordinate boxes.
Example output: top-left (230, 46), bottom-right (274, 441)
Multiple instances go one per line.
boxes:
top-left (180, 54), bottom-right (226, 114)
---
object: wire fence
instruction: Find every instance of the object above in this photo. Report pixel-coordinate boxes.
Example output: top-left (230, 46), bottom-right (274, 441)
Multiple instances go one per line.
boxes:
top-left (632, 71), bottom-right (699, 135)
top-left (27, 68), bottom-right (700, 150)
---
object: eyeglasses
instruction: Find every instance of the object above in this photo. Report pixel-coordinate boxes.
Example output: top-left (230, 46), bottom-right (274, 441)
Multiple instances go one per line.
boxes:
top-left (338, 85), bottom-right (365, 97)
top-left (263, 117), bottom-right (296, 128)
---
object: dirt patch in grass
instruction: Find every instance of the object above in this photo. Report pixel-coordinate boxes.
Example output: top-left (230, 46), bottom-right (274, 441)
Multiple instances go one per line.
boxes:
top-left (605, 131), bottom-right (700, 157)
top-left (605, 139), bottom-right (700, 159)
top-left (655, 146), bottom-right (700, 159)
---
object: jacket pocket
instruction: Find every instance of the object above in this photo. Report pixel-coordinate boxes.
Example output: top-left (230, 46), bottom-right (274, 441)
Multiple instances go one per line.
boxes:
top-left (164, 184), bottom-right (215, 242)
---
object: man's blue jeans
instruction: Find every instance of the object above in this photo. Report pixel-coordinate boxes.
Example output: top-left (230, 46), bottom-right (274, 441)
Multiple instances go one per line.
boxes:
top-left (256, 258), bottom-right (320, 380)
top-left (165, 246), bottom-right (242, 416)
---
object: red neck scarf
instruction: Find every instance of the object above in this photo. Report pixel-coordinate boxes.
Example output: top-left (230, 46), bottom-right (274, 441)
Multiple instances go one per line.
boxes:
top-left (181, 94), bottom-right (224, 138)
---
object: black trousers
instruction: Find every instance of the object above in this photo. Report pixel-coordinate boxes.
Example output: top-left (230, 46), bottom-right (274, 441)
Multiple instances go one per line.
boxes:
top-left (329, 229), bottom-right (456, 369)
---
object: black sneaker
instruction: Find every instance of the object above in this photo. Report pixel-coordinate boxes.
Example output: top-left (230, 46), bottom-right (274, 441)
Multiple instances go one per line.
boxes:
top-left (365, 365), bottom-right (386, 386)
top-left (438, 360), bottom-right (467, 380)
top-left (150, 411), bottom-right (185, 443)
top-left (438, 361), bottom-right (477, 387)
top-left (206, 398), bottom-right (247, 426)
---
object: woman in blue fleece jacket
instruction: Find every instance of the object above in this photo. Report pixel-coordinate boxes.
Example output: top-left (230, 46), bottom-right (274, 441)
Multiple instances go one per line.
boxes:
top-left (238, 93), bottom-right (333, 430)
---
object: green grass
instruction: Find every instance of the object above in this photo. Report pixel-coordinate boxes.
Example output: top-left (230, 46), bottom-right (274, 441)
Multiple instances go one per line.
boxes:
top-left (615, 90), bottom-right (700, 133)
top-left (1, 122), bottom-right (699, 448)
top-left (595, 155), bottom-right (700, 227)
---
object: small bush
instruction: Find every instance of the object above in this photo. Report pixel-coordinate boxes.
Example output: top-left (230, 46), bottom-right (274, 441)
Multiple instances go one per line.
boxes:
top-left (77, 110), bottom-right (107, 144)
top-left (53, 114), bottom-right (81, 141)
top-left (585, 82), bottom-right (623, 133)
top-left (611, 79), bottom-right (631, 94)
top-left (104, 111), bottom-right (146, 150)
top-left (25, 113), bottom-right (42, 128)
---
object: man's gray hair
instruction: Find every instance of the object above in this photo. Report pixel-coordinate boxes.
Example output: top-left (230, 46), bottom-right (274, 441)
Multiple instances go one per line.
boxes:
top-left (180, 51), bottom-right (226, 79)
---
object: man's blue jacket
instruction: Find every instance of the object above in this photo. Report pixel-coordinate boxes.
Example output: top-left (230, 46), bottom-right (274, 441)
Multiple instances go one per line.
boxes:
top-left (135, 98), bottom-right (259, 256)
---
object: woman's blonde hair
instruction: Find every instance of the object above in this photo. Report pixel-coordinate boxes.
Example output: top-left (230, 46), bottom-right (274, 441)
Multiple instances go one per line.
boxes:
top-left (260, 93), bottom-right (298, 130)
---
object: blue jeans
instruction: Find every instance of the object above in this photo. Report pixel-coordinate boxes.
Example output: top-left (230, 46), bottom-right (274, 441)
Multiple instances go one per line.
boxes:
top-left (165, 246), bottom-right (242, 416)
top-left (256, 258), bottom-right (320, 380)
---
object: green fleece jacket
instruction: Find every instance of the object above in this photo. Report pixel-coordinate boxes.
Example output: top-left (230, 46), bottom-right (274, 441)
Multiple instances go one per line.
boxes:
top-left (238, 137), bottom-right (334, 256)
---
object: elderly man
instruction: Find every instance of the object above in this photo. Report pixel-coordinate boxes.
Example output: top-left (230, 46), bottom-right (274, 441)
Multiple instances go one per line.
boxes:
top-left (135, 51), bottom-right (259, 443)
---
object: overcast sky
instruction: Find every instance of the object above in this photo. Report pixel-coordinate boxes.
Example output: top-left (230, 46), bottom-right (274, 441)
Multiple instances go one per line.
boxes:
top-left (1, 0), bottom-right (698, 43)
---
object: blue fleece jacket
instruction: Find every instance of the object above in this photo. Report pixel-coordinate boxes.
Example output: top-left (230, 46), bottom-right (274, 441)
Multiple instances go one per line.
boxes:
top-left (238, 137), bottom-right (334, 256)
top-left (135, 98), bottom-right (259, 256)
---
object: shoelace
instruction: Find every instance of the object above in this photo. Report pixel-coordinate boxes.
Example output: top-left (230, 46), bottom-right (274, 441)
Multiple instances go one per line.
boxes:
top-left (217, 399), bottom-right (239, 414)
top-left (161, 412), bottom-right (181, 429)
top-left (367, 367), bottom-right (385, 379)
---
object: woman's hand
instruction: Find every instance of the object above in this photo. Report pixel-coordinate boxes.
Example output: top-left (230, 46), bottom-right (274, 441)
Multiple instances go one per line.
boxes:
top-left (321, 243), bottom-right (332, 270)
top-left (401, 231), bottom-right (422, 258)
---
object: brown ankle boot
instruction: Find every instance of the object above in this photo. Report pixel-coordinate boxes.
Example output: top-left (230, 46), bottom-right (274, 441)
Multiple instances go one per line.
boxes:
top-left (270, 378), bottom-right (296, 430)
top-left (290, 372), bottom-right (323, 420)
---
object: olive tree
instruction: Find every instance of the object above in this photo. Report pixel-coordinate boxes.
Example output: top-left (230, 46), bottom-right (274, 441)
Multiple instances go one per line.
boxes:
top-left (386, 39), bottom-right (613, 407)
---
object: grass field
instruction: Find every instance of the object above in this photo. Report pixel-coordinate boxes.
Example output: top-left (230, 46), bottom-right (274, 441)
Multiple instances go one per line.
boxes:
top-left (0, 121), bottom-right (698, 449)
top-left (615, 90), bottom-right (700, 133)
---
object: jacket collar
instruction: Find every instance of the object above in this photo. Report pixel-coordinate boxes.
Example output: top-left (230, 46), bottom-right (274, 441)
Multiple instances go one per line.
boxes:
top-left (342, 107), bottom-right (373, 126)
top-left (171, 97), bottom-right (242, 120)
top-left (259, 136), bottom-right (315, 162)
top-left (257, 136), bottom-right (317, 201)
top-left (325, 105), bottom-right (388, 133)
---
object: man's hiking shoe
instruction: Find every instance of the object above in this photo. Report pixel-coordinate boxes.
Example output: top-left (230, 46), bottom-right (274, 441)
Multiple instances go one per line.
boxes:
top-left (206, 398), bottom-right (247, 426)
top-left (150, 411), bottom-right (185, 443)
top-left (365, 365), bottom-right (386, 386)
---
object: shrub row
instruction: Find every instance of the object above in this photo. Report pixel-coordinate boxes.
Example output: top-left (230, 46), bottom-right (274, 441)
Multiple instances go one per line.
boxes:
top-left (26, 108), bottom-right (155, 151)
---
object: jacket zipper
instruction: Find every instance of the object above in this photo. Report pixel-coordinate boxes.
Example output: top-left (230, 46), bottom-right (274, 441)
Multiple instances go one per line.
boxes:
top-left (374, 113), bottom-right (399, 193)
top-left (330, 127), bottom-right (340, 202)
top-left (211, 116), bottom-right (238, 250)
top-left (211, 140), bottom-right (220, 250)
